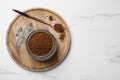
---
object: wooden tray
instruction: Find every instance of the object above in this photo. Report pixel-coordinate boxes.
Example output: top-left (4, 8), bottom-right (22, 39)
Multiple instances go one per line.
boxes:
top-left (6, 8), bottom-right (71, 71)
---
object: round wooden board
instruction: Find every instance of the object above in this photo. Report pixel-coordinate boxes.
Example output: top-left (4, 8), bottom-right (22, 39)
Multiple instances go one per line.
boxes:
top-left (6, 8), bottom-right (71, 71)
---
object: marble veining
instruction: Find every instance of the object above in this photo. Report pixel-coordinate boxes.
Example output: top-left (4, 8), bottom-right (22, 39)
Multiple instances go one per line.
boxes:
top-left (77, 13), bottom-right (120, 20)
top-left (110, 55), bottom-right (120, 63)
top-left (0, 68), bottom-right (18, 75)
top-left (40, 73), bottom-right (56, 78)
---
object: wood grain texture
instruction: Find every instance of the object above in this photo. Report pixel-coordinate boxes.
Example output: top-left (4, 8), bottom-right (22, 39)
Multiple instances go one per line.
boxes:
top-left (6, 8), bottom-right (71, 71)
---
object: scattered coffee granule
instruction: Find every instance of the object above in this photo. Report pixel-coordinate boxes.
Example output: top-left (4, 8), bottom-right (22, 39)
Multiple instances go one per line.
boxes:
top-left (59, 32), bottom-right (65, 41)
top-left (28, 32), bottom-right (53, 56)
top-left (54, 23), bottom-right (64, 32)
top-left (49, 15), bottom-right (53, 21)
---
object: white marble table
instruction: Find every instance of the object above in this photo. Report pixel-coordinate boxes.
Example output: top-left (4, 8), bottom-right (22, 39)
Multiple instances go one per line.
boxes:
top-left (0, 0), bottom-right (120, 80)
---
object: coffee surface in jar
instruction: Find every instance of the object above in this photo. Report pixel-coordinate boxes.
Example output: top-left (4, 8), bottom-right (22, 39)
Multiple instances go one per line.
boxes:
top-left (28, 32), bottom-right (53, 56)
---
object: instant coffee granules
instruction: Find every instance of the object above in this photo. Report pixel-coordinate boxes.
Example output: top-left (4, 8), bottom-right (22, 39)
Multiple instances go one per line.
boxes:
top-left (59, 32), bottom-right (65, 41)
top-left (54, 23), bottom-right (64, 32)
top-left (28, 32), bottom-right (53, 56)
top-left (54, 23), bottom-right (65, 42)
top-left (49, 15), bottom-right (53, 21)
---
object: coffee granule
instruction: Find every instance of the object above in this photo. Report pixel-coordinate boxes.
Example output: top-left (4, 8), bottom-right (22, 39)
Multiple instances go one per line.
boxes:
top-left (59, 32), bottom-right (65, 41)
top-left (54, 23), bottom-right (64, 32)
top-left (28, 32), bottom-right (53, 56)
top-left (49, 15), bottom-right (53, 21)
